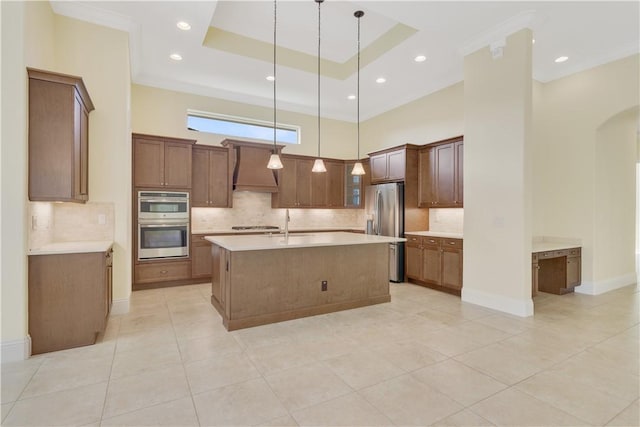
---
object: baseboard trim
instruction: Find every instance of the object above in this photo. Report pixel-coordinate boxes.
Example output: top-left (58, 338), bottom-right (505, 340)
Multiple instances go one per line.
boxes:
top-left (1, 336), bottom-right (31, 363)
top-left (110, 298), bottom-right (130, 316)
top-left (575, 272), bottom-right (638, 295)
top-left (461, 288), bottom-right (534, 317)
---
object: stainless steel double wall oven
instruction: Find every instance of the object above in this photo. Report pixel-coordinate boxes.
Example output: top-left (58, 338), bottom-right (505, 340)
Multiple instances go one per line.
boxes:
top-left (137, 191), bottom-right (189, 260)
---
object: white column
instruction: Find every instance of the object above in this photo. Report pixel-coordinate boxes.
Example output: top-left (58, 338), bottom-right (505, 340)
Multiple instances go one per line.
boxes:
top-left (462, 29), bottom-right (534, 316)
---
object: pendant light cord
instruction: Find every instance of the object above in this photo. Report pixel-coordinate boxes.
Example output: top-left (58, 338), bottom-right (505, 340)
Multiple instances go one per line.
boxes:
top-left (356, 12), bottom-right (360, 160)
top-left (317, 0), bottom-right (322, 158)
top-left (272, 0), bottom-right (277, 154)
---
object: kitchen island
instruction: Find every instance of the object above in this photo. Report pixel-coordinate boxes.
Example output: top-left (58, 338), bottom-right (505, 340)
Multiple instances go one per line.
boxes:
top-left (205, 232), bottom-right (405, 330)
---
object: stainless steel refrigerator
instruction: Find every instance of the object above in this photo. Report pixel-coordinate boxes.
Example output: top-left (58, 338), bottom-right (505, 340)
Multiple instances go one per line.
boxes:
top-left (365, 183), bottom-right (404, 282)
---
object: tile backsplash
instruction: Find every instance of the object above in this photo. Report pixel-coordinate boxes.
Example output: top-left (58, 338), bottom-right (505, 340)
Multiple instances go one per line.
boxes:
top-left (429, 208), bottom-right (463, 233)
top-left (29, 202), bottom-right (115, 249)
top-left (192, 192), bottom-right (365, 232)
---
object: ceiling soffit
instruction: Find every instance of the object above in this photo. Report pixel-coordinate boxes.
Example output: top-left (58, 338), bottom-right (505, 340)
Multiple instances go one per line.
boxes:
top-left (203, 24), bottom-right (418, 80)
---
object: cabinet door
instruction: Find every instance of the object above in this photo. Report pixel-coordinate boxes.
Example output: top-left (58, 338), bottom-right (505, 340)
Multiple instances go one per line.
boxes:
top-left (191, 147), bottom-right (210, 207)
top-left (211, 244), bottom-right (221, 303)
top-left (296, 159), bottom-right (313, 207)
top-left (134, 137), bottom-right (164, 187)
top-left (164, 142), bottom-right (192, 188)
top-left (370, 153), bottom-right (388, 182)
top-left (387, 150), bottom-right (406, 181)
top-left (105, 250), bottom-right (113, 318)
top-left (209, 149), bottom-right (229, 207)
top-left (441, 238), bottom-right (462, 289)
top-left (434, 144), bottom-right (455, 206)
top-left (405, 236), bottom-right (422, 280)
top-left (454, 140), bottom-right (463, 206)
top-left (275, 157), bottom-right (298, 207)
top-left (311, 167), bottom-right (328, 207)
top-left (532, 261), bottom-right (539, 296)
top-left (418, 148), bottom-right (434, 207)
top-left (191, 236), bottom-right (212, 279)
top-left (566, 256), bottom-right (581, 288)
top-left (326, 161), bottom-right (344, 207)
top-left (421, 243), bottom-right (441, 285)
top-left (77, 93), bottom-right (89, 201)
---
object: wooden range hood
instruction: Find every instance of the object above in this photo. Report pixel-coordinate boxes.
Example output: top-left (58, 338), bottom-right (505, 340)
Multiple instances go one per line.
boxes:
top-left (221, 139), bottom-right (285, 193)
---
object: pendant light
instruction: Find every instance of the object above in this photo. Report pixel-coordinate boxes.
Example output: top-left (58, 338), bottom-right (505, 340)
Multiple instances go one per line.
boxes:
top-left (267, 0), bottom-right (284, 170)
top-left (311, 0), bottom-right (327, 173)
top-left (351, 10), bottom-right (366, 176)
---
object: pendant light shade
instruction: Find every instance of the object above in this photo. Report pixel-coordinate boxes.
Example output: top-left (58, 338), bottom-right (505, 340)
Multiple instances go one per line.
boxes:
top-left (268, 153), bottom-right (284, 169)
top-left (312, 158), bottom-right (327, 173)
top-left (267, 0), bottom-right (283, 170)
top-left (312, 0), bottom-right (326, 173)
top-left (351, 10), bottom-right (366, 176)
top-left (351, 161), bottom-right (365, 175)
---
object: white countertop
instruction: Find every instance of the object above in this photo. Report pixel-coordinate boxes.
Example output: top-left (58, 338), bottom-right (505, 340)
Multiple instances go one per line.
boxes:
top-left (205, 231), bottom-right (405, 251)
top-left (405, 231), bottom-right (464, 239)
top-left (193, 226), bottom-right (364, 235)
top-left (532, 242), bottom-right (580, 252)
top-left (28, 241), bottom-right (113, 256)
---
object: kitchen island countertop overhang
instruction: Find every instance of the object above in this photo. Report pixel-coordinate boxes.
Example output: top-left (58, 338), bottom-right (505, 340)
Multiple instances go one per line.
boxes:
top-left (204, 231), bottom-right (406, 251)
top-left (206, 232), bottom-right (405, 330)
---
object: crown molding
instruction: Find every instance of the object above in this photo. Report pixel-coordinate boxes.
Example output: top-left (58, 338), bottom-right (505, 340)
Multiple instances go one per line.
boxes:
top-left (459, 10), bottom-right (536, 57)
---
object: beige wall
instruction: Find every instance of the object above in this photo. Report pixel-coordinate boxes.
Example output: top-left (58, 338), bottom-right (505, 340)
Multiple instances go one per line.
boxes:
top-left (594, 107), bottom-right (638, 282)
top-left (533, 54), bottom-right (639, 292)
top-left (131, 84), bottom-right (356, 159)
top-left (53, 15), bottom-right (132, 305)
top-left (361, 82), bottom-right (464, 153)
top-left (462, 30), bottom-right (533, 316)
top-left (1, 1), bottom-right (131, 360)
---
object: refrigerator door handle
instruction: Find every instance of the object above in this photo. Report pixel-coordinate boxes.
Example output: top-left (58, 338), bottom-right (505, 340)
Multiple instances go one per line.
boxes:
top-left (376, 190), bottom-right (383, 235)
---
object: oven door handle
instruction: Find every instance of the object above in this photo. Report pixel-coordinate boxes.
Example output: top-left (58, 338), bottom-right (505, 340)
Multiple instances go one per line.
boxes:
top-left (138, 220), bottom-right (189, 227)
top-left (140, 198), bottom-right (189, 203)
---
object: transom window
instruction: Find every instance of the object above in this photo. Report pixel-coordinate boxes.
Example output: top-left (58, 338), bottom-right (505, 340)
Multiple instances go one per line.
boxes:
top-left (187, 110), bottom-right (299, 144)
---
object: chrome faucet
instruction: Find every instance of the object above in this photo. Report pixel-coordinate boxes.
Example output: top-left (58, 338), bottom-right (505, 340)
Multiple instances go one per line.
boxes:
top-left (284, 208), bottom-right (290, 240)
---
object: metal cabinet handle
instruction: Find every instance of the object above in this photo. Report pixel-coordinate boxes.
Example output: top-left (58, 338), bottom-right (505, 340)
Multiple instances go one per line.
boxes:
top-left (448, 242), bottom-right (456, 245)
top-left (160, 270), bottom-right (168, 274)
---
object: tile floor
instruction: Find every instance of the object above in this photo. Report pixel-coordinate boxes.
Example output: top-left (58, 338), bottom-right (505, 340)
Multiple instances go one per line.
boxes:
top-left (2, 282), bottom-right (638, 426)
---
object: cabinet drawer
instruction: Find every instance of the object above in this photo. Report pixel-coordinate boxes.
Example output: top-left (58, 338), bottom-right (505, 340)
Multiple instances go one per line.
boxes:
top-left (442, 239), bottom-right (462, 249)
top-left (135, 261), bottom-right (191, 283)
top-left (423, 237), bottom-right (440, 247)
top-left (405, 235), bottom-right (422, 247)
top-left (538, 249), bottom-right (569, 259)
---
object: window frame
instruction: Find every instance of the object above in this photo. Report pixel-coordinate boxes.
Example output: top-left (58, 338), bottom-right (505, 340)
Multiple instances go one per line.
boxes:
top-left (187, 109), bottom-right (301, 145)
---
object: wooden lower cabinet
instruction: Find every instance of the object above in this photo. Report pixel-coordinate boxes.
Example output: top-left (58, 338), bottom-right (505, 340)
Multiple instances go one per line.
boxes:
top-left (534, 247), bottom-right (581, 295)
top-left (191, 234), bottom-right (213, 280)
top-left (134, 260), bottom-right (191, 284)
top-left (405, 234), bottom-right (463, 295)
top-left (28, 249), bottom-right (112, 354)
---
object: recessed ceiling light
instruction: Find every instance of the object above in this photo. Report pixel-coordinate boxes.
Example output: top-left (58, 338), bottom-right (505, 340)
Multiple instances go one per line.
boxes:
top-left (266, 75), bottom-right (275, 81)
top-left (347, 94), bottom-right (356, 100)
top-left (414, 55), bottom-right (427, 62)
top-left (169, 53), bottom-right (182, 61)
top-left (176, 21), bottom-right (191, 31)
top-left (554, 56), bottom-right (569, 63)
top-left (376, 77), bottom-right (386, 84)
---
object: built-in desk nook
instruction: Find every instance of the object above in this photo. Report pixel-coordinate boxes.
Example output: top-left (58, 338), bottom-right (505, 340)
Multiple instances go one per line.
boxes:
top-left (532, 240), bottom-right (582, 296)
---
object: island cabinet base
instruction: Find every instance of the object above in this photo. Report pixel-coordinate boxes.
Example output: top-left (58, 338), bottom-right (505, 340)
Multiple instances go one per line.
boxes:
top-left (211, 243), bottom-right (391, 331)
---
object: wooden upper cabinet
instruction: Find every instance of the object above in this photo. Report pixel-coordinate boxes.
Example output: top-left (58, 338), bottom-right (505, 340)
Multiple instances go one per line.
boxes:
top-left (133, 133), bottom-right (195, 189)
top-left (312, 160), bottom-right (343, 207)
top-left (369, 147), bottom-right (407, 183)
top-left (418, 136), bottom-right (463, 208)
top-left (295, 159), bottom-right (313, 207)
top-left (28, 68), bottom-right (94, 203)
top-left (344, 160), bottom-right (369, 209)
top-left (192, 145), bottom-right (231, 207)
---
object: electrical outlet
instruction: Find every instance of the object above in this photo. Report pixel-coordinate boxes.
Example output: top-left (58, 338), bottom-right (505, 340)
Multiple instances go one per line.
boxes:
top-left (321, 280), bottom-right (327, 291)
